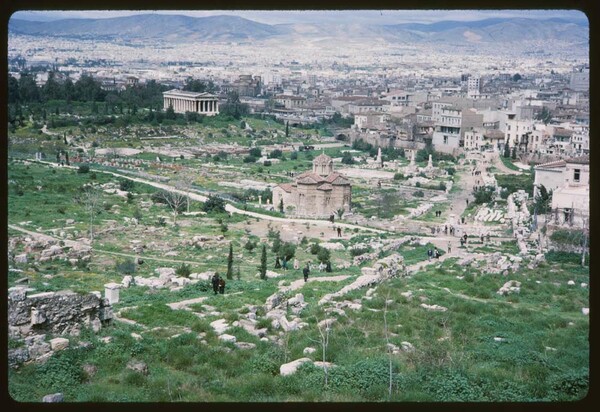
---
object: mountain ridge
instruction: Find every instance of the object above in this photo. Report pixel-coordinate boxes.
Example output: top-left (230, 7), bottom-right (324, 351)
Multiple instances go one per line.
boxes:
top-left (8, 14), bottom-right (588, 46)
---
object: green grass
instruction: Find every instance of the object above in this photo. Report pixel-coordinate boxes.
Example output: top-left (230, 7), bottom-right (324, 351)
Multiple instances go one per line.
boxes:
top-left (7, 156), bottom-right (588, 402)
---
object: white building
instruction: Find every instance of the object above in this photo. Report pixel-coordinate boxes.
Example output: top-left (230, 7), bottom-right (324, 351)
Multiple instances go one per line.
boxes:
top-left (467, 75), bottom-right (482, 98)
top-left (163, 89), bottom-right (219, 116)
top-left (534, 156), bottom-right (590, 225)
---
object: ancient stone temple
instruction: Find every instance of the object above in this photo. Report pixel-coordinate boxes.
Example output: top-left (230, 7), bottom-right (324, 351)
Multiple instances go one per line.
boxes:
top-left (272, 153), bottom-right (352, 218)
top-left (163, 89), bottom-right (219, 116)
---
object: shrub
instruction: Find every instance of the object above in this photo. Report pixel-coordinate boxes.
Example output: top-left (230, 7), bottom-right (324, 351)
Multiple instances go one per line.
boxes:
top-left (243, 155), bottom-right (257, 163)
top-left (446, 167), bottom-right (456, 175)
top-left (263, 160), bottom-right (272, 166)
top-left (290, 151), bottom-right (298, 160)
top-left (202, 195), bottom-right (226, 214)
top-left (77, 164), bottom-right (90, 174)
top-left (176, 263), bottom-right (191, 278)
top-left (119, 179), bottom-right (135, 191)
top-left (394, 173), bottom-right (404, 180)
top-left (244, 240), bottom-right (257, 252)
top-left (438, 182), bottom-right (447, 191)
top-left (115, 259), bottom-right (136, 274)
top-left (249, 147), bottom-right (262, 157)
top-left (350, 247), bottom-right (371, 257)
top-left (413, 190), bottom-right (424, 198)
top-left (269, 149), bottom-right (283, 158)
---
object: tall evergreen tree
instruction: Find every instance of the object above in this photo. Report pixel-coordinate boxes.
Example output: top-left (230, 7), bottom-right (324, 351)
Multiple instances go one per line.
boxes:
top-left (286, 121), bottom-right (289, 137)
top-left (260, 244), bottom-right (267, 280)
top-left (226, 243), bottom-right (234, 280)
top-left (504, 141), bottom-right (510, 158)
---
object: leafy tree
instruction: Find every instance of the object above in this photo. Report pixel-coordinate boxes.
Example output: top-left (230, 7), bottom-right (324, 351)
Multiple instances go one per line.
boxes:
top-left (536, 107), bottom-right (552, 125)
top-left (269, 149), bottom-right (283, 158)
top-left (341, 152), bottom-right (355, 165)
top-left (18, 74), bottom-right (39, 102)
top-left (220, 91), bottom-right (249, 119)
top-left (77, 164), bottom-right (90, 174)
top-left (202, 195), bottom-right (226, 214)
top-left (533, 184), bottom-right (552, 214)
top-left (165, 104), bottom-right (176, 120)
top-left (512, 73), bottom-right (522, 82)
top-left (472, 186), bottom-right (495, 205)
top-left (243, 155), bottom-right (257, 163)
top-left (290, 151), bottom-right (298, 160)
top-left (8, 75), bottom-right (20, 104)
top-left (249, 147), bottom-right (262, 157)
top-left (119, 179), bottom-right (135, 192)
top-left (260, 244), bottom-right (267, 280)
top-left (226, 243), bottom-right (234, 280)
top-left (317, 247), bottom-right (331, 264)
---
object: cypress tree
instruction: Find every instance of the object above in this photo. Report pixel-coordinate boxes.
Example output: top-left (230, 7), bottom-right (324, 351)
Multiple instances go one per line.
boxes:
top-left (260, 244), bottom-right (267, 280)
top-left (503, 141), bottom-right (510, 158)
top-left (226, 243), bottom-right (234, 280)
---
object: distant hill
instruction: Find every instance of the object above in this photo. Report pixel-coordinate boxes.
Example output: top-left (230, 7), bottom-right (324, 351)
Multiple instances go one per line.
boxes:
top-left (8, 13), bottom-right (588, 47)
top-left (8, 14), bottom-right (287, 41)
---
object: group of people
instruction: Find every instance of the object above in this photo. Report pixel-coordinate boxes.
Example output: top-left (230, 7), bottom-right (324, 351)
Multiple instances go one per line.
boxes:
top-left (427, 248), bottom-right (441, 260)
top-left (434, 210), bottom-right (443, 217)
top-left (211, 273), bottom-right (226, 295)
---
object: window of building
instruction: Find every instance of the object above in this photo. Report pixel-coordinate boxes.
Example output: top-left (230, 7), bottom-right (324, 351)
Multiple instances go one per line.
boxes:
top-left (574, 169), bottom-right (581, 182)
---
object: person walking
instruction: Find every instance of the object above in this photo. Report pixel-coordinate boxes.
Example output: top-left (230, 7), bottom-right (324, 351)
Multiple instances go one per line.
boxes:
top-left (218, 277), bottom-right (226, 294)
top-left (337, 227), bottom-right (342, 237)
top-left (293, 258), bottom-right (299, 270)
top-left (447, 241), bottom-right (452, 253)
top-left (303, 263), bottom-right (310, 282)
top-left (319, 261), bottom-right (326, 272)
top-left (274, 256), bottom-right (281, 269)
top-left (282, 257), bottom-right (288, 271)
top-left (211, 273), bottom-right (220, 295)
top-left (434, 248), bottom-right (440, 259)
top-left (427, 248), bottom-right (433, 261)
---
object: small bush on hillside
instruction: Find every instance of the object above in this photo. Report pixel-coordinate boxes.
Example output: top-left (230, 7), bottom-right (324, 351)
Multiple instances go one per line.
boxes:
top-left (176, 263), bottom-right (191, 278)
top-left (77, 164), bottom-right (90, 174)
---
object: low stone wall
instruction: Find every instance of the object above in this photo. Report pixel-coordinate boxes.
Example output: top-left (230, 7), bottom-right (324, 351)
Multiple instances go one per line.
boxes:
top-left (8, 287), bottom-right (113, 339)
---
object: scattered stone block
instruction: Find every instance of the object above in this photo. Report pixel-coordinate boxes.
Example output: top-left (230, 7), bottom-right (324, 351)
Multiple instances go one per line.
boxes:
top-left (218, 334), bottom-right (237, 343)
top-left (234, 342), bottom-right (256, 350)
top-left (280, 358), bottom-right (312, 376)
top-left (42, 393), bottom-right (64, 402)
top-left (127, 360), bottom-right (148, 375)
top-left (49, 337), bottom-right (69, 351)
top-left (420, 303), bottom-right (447, 312)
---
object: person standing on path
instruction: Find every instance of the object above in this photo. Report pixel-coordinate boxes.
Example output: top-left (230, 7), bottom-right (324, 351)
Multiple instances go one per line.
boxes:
top-left (218, 277), bottom-right (226, 294)
top-left (303, 263), bottom-right (310, 282)
top-left (427, 248), bottom-right (433, 261)
top-left (447, 241), bottom-right (452, 253)
top-left (293, 258), bottom-right (299, 270)
top-left (211, 273), bottom-right (220, 295)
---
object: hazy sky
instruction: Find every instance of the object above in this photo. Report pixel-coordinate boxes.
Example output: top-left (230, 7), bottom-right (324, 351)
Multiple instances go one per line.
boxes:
top-left (12, 9), bottom-right (589, 25)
